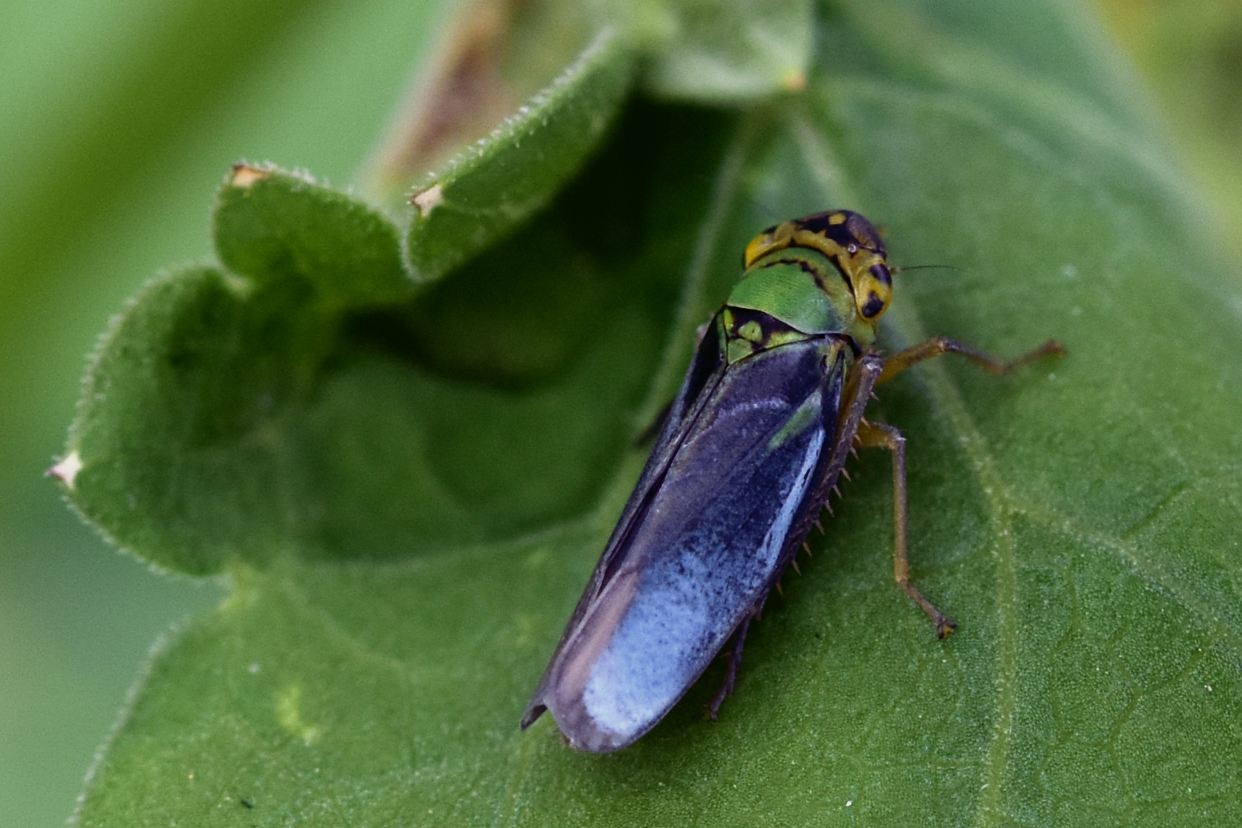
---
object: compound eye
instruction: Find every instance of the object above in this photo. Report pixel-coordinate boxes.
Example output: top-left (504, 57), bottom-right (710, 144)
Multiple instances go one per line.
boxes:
top-left (858, 263), bottom-right (893, 319)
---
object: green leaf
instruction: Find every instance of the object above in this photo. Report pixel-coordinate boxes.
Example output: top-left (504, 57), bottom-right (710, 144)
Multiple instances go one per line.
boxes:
top-left (59, 0), bottom-right (1242, 824)
top-left (213, 166), bottom-right (412, 307)
top-left (404, 24), bottom-right (638, 280)
top-left (638, 0), bottom-right (814, 100)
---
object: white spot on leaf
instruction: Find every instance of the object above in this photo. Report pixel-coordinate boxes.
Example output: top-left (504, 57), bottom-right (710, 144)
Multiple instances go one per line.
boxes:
top-left (229, 163), bottom-right (269, 188)
top-left (47, 451), bottom-right (83, 488)
top-left (412, 184), bottom-right (443, 217)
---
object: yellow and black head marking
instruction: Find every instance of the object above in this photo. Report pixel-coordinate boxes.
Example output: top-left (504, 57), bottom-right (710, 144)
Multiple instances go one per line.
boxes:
top-left (744, 210), bottom-right (894, 323)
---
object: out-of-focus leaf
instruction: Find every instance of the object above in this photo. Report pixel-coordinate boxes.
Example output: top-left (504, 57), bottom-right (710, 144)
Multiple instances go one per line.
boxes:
top-left (365, 0), bottom-right (609, 195)
top-left (638, 0), bottom-right (814, 99)
top-left (403, 25), bottom-right (637, 280)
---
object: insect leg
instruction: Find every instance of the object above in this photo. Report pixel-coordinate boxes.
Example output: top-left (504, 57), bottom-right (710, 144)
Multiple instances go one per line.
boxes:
top-left (876, 337), bottom-right (1063, 385)
top-left (855, 420), bottom-right (957, 638)
top-left (707, 617), bottom-right (753, 720)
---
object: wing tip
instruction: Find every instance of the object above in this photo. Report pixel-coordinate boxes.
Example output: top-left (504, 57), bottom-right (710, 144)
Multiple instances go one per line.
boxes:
top-left (520, 700), bottom-right (547, 730)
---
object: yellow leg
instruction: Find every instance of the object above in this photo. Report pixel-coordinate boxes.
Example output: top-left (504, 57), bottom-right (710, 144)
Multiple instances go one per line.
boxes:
top-left (855, 420), bottom-right (956, 638)
top-left (856, 337), bottom-right (1060, 635)
top-left (877, 337), bottom-right (1064, 385)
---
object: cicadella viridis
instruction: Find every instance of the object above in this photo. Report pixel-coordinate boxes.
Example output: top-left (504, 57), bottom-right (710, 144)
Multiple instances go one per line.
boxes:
top-left (521, 210), bottom-right (1063, 752)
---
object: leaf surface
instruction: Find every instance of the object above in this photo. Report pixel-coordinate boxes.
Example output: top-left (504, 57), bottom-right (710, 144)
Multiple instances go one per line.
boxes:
top-left (62, 0), bottom-right (1242, 824)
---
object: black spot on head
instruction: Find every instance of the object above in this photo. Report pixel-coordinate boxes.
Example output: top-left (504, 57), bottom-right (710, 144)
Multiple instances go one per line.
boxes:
top-left (794, 212), bottom-right (851, 246)
top-left (869, 263), bottom-right (891, 286)
top-left (861, 292), bottom-right (885, 318)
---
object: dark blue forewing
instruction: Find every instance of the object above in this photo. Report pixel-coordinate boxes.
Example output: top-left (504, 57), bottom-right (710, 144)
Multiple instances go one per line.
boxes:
top-left (521, 316), bottom-right (728, 694)
top-left (523, 329), bottom-right (858, 751)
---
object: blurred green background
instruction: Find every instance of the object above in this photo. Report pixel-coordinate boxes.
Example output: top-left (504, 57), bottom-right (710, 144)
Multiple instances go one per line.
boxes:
top-left (0, 0), bottom-right (1237, 825)
top-left (1094, 0), bottom-right (1242, 261)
